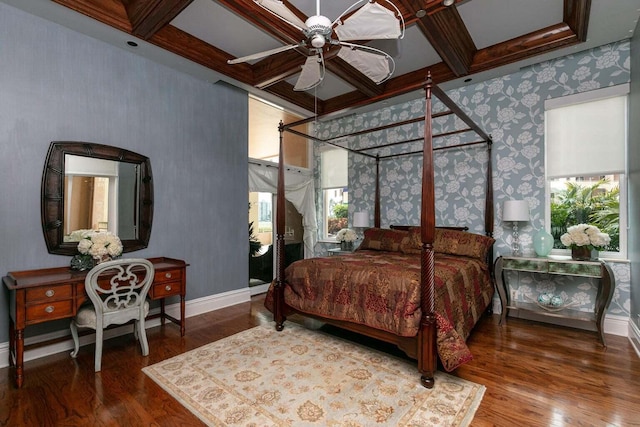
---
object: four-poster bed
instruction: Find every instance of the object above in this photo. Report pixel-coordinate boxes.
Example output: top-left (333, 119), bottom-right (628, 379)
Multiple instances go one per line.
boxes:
top-left (267, 76), bottom-right (495, 388)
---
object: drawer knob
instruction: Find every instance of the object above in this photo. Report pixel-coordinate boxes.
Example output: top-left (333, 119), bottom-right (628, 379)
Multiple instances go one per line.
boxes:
top-left (165, 272), bottom-right (172, 279)
top-left (45, 289), bottom-right (55, 297)
top-left (45, 306), bottom-right (55, 313)
top-left (165, 285), bottom-right (172, 291)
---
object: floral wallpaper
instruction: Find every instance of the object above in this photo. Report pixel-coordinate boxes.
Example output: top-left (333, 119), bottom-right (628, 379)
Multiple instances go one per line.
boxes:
top-left (314, 41), bottom-right (631, 319)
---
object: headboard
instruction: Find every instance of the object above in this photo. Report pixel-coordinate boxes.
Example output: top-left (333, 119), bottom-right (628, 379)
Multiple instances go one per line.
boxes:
top-left (390, 225), bottom-right (469, 231)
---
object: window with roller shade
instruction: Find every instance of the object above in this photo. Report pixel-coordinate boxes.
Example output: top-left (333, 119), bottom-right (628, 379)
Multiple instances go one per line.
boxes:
top-left (544, 84), bottom-right (628, 258)
top-left (321, 148), bottom-right (348, 240)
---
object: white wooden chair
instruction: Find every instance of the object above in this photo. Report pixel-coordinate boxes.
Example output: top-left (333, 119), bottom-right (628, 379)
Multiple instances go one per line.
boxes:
top-left (70, 258), bottom-right (155, 372)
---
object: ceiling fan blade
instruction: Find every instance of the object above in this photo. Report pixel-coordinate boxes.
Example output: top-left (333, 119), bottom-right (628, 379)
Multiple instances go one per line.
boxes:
top-left (335, 2), bottom-right (404, 41)
top-left (227, 43), bottom-right (303, 64)
top-left (294, 53), bottom-right (324, 91)
top-left (337, 43), bottom-right (393, 84)
top-left (254, 0), bottom-right (308, 31)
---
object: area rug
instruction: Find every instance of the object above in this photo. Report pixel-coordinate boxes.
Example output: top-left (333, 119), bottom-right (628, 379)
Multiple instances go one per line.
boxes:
top-left (142, 323), bottom-right (484, 426)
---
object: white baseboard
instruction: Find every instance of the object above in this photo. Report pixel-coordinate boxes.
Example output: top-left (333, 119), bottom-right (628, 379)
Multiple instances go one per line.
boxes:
top-left (0, 288), bottom-right (252, 369)
top-left (630, 320), bottom-right (640, 358)
top-left (249, 282), bottom-right (270, 296)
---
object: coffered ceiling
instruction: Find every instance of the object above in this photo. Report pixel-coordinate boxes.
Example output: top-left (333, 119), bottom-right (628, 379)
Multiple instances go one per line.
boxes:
top-left (7, 0), bottom-right (640, 118)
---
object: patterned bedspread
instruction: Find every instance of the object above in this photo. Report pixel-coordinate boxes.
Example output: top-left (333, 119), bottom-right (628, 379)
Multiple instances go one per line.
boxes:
top-left (266, 249), bottom-right (494, 371)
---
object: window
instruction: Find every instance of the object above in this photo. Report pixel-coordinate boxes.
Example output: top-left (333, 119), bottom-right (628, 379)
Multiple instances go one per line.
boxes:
top-left (321, 148), bottom-right (348, 240)
top-left (545, 84), bottom-right (628, 258)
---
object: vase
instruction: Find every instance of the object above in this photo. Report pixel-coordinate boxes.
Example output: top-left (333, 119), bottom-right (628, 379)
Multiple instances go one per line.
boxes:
top-left (340, 241), bottom-right (353, 251)
top-left (533, 230), bottom-right (554, 257)
top-left (70, 254), bottom-right (95, 271)
top-left (571, 246), bottom-right (597, 261)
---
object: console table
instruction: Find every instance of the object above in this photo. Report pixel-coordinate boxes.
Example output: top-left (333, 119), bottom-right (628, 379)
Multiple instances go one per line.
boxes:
top-left (494, 255), bottom-right (614, 347)
top-left (3, 257), bottom-right (188, 388)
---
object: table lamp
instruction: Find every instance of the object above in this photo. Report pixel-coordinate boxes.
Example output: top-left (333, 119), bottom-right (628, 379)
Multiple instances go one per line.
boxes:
top-left (353, 211), bottom-right (370, 229)
top-left (353, 211), bottom-right (370, 245)
top-left (503, 200), bottom-right (529, 256)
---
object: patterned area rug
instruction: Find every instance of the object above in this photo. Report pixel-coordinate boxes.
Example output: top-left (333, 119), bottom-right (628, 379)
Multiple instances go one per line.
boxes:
top-left (142, 323), bottom-right (484, 426)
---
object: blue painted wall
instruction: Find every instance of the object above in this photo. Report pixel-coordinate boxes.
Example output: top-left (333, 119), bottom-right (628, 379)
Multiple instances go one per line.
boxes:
top-left (0, 3), bottom-right (248, 341)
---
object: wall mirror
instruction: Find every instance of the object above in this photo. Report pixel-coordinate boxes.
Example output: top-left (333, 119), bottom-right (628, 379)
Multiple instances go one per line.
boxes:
top-left (41, 141), bottom-right (153, 256)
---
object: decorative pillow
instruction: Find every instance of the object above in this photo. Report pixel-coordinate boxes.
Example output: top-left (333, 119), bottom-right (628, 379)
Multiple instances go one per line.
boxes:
top-left (401, 227), bottom-right (495, 261)
top-left (400, 227), bottom-right (421, 254)
top-left (358, 228), bottom-right (409, 252)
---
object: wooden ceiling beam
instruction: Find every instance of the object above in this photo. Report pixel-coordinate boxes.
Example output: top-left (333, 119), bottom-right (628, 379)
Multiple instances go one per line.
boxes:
top-left (52, 0), bottom-right (595, 117)
top-left (252, 51), bottom-right (307, 89)
top-left (325, 56), bottom-right (384, 98)
top-left (564, 0), bottom-right (591, 42)
top-left (150, 25), bottom-right (253, 83)
top-left (401, 1), bottom-right (476, 76)
top-left (322, 62), bottom-right (456, 117)
top-left (215, 0), bottom-right (305, 45)
top-left (264, 81), bottom-right (320, 114)
top-left (470, 23), bottom-right (579, 73)
top-left (121, 0), bottom-right (193, 40)
top-left (52, 0), bottom-right (132, 32)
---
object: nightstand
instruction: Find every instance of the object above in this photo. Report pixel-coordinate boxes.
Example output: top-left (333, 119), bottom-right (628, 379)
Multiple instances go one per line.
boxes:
top-left (494, 255), bottom-right (614, 346)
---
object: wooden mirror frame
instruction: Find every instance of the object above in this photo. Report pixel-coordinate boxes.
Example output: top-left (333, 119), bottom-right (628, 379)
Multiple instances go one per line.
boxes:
top-left (41, 141), bottom-right (153, 256)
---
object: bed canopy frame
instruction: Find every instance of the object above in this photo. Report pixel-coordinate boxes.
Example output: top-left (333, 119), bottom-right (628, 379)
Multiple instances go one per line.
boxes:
top-left (271, 75), bottom-right (494, 388)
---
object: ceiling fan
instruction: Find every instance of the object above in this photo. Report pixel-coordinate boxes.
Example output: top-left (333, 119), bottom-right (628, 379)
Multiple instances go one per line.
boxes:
top-left (227, 0), bottom-right (405, 92)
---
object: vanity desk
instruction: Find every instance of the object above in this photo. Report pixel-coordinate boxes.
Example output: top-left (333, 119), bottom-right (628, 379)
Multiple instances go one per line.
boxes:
top-left (3, 257), bottom-right (188, 388)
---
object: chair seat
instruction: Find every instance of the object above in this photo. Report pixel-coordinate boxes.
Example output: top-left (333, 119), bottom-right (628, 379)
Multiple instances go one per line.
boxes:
top-left (75, 300), bottom-right (150, 329)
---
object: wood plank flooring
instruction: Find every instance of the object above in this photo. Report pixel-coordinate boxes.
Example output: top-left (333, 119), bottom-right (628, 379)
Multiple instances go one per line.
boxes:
top-left (1, 293), bottom-right (639, 426)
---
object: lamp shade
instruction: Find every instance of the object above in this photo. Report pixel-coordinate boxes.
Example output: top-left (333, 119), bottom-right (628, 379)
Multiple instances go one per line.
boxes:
top-left (353, 211), bottom-right (370, 228)
top-left (503, 200), bottom-right (529, 222)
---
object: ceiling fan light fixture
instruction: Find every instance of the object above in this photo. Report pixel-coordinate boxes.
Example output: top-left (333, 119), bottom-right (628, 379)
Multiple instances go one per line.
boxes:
top-left (305, 15), bottom-right (332, 35)
top-left (310, 34), bottom-right (326, 48)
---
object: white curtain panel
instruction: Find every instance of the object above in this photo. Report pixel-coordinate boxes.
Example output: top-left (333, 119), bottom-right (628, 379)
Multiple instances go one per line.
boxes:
top-left (248, 160), bottom-right (317, 255)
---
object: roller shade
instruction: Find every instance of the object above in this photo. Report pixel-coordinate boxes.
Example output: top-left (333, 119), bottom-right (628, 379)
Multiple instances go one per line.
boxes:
top-left (321, 149), bottom-right (347, 189)
top-left (545, 86), bottom-right (627, 179)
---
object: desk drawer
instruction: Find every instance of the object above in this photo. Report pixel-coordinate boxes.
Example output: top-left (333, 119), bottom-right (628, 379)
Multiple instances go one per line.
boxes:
top-left (26, 284), bottom-right (72, 302)
top-left (26, 300), bottom-right (74, 323)
top-left (549, 262), bottom-right (602, 278)
top-left (154, 269), bottom-right (182, 284)
top-left (151, 281), bottom-right (181, 298)
top-left (503, 258), bottom-right (547, 273)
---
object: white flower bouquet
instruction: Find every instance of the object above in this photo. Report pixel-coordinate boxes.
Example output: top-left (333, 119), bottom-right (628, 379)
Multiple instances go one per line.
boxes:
top-left (335, 228), bottom-right (357, 242)
top-left (77, 231), bottom-right (123, 260)
top-left (560, 224), bottom-right (610, 250)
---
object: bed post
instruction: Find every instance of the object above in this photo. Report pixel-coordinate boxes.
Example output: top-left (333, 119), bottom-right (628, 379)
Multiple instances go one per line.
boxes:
top-left (418, 75), bottom-right (437, 388)
top-left (273, 120), bottom-right (287, 331)
top-left (485, 137), bottom-right (494, 237)
top-left (485, 138), bottom-right (495, 271)
top-left (374, 154), bottom-right (381, 228)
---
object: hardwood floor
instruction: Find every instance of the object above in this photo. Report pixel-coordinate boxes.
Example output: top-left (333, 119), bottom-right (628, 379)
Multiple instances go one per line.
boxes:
top-left (1, 293), bottom-right (639, 426)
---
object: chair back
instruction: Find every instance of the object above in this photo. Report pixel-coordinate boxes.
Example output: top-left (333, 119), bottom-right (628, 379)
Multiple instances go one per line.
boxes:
top-left (84, 258), bottom-right (155, 327)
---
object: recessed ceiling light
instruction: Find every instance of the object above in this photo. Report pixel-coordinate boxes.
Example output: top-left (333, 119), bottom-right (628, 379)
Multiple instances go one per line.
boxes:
top-left (443, 0), bottom-right (455, 6)
top-left (464, 78), bottom-right (472, 82)
top-left (127, 40), bottom-right (138, 48)
top-left (416, 9), bottom-right (426, 18)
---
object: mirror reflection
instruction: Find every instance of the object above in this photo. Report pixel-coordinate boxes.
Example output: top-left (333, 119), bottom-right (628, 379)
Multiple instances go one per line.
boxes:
top-left (63, 155), bottom-right (139, 242)
top-left (41, 141), bottom-right (153, 256)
